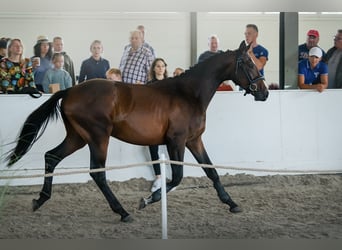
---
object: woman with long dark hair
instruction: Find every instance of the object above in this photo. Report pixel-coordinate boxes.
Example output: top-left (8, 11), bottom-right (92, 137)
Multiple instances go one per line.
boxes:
top-left (146, 58), bottom-right (168, 192)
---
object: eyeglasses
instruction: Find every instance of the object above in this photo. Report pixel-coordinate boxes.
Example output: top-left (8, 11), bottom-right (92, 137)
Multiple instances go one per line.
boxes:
top-left (333, 36), bottom-right (342, 41)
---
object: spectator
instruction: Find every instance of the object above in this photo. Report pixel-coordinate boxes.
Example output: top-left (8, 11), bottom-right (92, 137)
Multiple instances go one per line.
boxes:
top-left (119, 30), bottom-right (154, 84)
top-left (42, 53), bottom-right (72, 93)
top-left (124, 25), bottom-right (156, 57)
top-left (53, 36), bottom-right (76, 86)
top-left (323, 29), bottom-right (342, 88)
top-left (197, 35), bottom-right (230, 90)
top-left (197, 34), bottom-right (223, 63)
top-left (146, 58), bottom-right (168, 192)
top-left (244, 24), bottom-right (269, 76)
top-left (32, 35), bottom-right (53, 92)
top-left (299, 29), bottom-right (326, 62)
top-left (78, 40), bottom-right (110, 83)
top-left (173, 67), bottom-right (184, 77)
top-left (106, 68), bottom-right (122, 81)
top-left (0, 38), bottom-right (36, 93)
top-left (0, 38), bottom-right (10, 60)
top-left (298, 47), bottom-right (328, 92)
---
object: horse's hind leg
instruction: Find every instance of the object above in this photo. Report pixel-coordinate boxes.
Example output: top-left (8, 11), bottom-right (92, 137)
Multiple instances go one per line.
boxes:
top-left (186, 137), bottom-right (241, 213)
top-left (88, 139), bottom-right (132, 222)
top-left (33, 134), bottom-right (86, 211)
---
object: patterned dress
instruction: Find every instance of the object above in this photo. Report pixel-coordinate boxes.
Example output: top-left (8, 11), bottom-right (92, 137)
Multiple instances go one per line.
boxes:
top-left (0, 58), bottom-right (36, 93)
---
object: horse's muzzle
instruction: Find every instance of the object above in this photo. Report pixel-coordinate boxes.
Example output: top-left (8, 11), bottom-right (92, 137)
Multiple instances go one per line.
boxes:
top-left (254, 90), bottom-right (269, 101)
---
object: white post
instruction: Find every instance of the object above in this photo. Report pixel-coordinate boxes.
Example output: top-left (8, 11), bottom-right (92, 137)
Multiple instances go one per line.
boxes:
top-left (160, 153), bottom-right (168, 239)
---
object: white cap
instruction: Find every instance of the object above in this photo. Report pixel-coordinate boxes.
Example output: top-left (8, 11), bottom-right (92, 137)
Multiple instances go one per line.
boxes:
top-left (309, 47), bottom-right (322, 58)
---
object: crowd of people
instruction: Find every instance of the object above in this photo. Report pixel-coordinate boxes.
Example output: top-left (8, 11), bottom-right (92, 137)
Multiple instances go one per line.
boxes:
top-left (297, 29), bottom-right (342, 92)
top-left (1, 25), bottom-right (341, 95)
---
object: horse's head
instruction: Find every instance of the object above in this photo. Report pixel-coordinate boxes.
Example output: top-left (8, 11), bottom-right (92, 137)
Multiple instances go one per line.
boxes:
top-left (233, 41), bottom-right (269, 101)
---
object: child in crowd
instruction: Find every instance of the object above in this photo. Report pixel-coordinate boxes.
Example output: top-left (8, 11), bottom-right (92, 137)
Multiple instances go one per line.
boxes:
top-left (42, 53), bottom-right (72, 93)
top-left (106, 68), bottom-right (122, 81)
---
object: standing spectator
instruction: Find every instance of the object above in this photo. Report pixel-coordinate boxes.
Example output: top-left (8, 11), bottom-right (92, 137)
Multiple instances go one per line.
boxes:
top-left (0, 38), bottom-right (10, 60)
top-left (244, 24), bottom-right (269, 76)
top-left (146, 58), bottom-right (168, 192)
top-left (52, 36), bottom-right (76, 86)
top-left (32, 35), bottom-right (53, 92)
top-left (197, 34), bottom-right (223, 63)
top-left (78, 40), bottom-right (110, 83)
top-left (298, 29), bottom-right (326, 62)
top-left (0, 38), bottom-right (36, 93)
top-left (119, 30), bottom-right (154, 84)
top-left (124, 25), bottom-right (156, 57)
top-left (42, 53), bottom-right (72, 93)
top-left (298, 47), bottom-right (328, 92)
top-left (106, 68), bottom-right (122, 81)
top-left (197, 35), bottom-right (229, 90)
top-left (323, 29), bottom-right (342, 89)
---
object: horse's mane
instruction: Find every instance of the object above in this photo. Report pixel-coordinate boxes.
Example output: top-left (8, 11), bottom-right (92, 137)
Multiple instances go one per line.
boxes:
top-left (181, 49), bottom-right (235, 77)
top-left (145, 48), bottom-right (236, 96)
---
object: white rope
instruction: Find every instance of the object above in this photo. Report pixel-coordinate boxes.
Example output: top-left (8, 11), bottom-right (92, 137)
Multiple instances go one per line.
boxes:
top-left (1, 159), bottom-right (342, 180)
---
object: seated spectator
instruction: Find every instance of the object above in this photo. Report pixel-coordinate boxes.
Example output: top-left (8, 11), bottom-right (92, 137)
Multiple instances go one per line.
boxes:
top-left (298, 29), bottom-right (325, 62)
top-left (32, 35), bottom-right (53, 92)
top-left (42, 53), bottom-right (72, 93)
top-left (106, 68), bottom-right (122, 81)
top-left (323, 29), bottom-right (342, 88)
top-left (173, 67), bottom-right (184, 76)
top-left (79, 40), bottom-right (110, 83)
top-left (298, 47), bottom-right (328, 92)
top-left (0, 39), bottom-right (36, 93)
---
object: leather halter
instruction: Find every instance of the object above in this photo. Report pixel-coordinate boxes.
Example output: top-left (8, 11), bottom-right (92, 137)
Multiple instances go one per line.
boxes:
top-left (236, 55), bottom-right (265, 96)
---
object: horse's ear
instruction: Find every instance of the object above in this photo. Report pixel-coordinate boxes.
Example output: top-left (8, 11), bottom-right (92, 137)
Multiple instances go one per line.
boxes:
top-left (239, 40), bottom-right (251, 53)
top-left (239, 40), bottom-right (247, 51)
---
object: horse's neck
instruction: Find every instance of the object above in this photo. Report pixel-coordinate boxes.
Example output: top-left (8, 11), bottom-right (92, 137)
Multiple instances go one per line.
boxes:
top-left (187, 52), bottom-right (234, 109)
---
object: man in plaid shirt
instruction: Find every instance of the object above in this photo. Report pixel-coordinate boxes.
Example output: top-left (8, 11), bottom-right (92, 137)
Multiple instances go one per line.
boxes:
top-left (119, 30), bottom-right (155, 84)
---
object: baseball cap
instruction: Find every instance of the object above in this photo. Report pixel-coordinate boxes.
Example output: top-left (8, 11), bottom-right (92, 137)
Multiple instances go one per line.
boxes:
top-left (309, 47), bottom-right (322, 58)
top-left (307, 29), bottom-right (319, 38)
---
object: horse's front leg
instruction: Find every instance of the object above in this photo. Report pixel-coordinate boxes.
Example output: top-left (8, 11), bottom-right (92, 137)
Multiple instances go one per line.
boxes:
top-left (88, 142), bottom-right (132, 223)
top-left (187, 137), bottom-right (242, 213)
top-left (139, 140), bottom-right (185, 210)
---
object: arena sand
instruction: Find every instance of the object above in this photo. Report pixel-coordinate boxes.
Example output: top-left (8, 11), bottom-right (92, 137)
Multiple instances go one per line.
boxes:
top-left (0, 173), bottom-right (341, 239)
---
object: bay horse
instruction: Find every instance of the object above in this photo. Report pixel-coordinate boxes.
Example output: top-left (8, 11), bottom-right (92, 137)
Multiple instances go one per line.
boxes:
top-left (6, 41), bottom-right (268, 223)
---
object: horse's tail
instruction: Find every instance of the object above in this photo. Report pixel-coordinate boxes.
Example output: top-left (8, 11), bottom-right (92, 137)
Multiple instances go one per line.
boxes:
top-left (6, 89), bottom-right (69, 166)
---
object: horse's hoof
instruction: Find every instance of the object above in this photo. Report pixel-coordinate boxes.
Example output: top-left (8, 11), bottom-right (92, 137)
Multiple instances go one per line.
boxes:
top-left (229, 206), bottom-right (242, 213)
top-left (138, 197), bottom-right (146, 210)
top-left (32, 199), bottom-right (40, 212)
top-left (121, 215), bottom-right (133, 223)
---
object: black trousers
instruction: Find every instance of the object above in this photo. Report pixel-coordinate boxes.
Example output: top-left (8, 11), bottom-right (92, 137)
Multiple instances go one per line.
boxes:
top-left (149, 145), bottom-right (161, 176)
